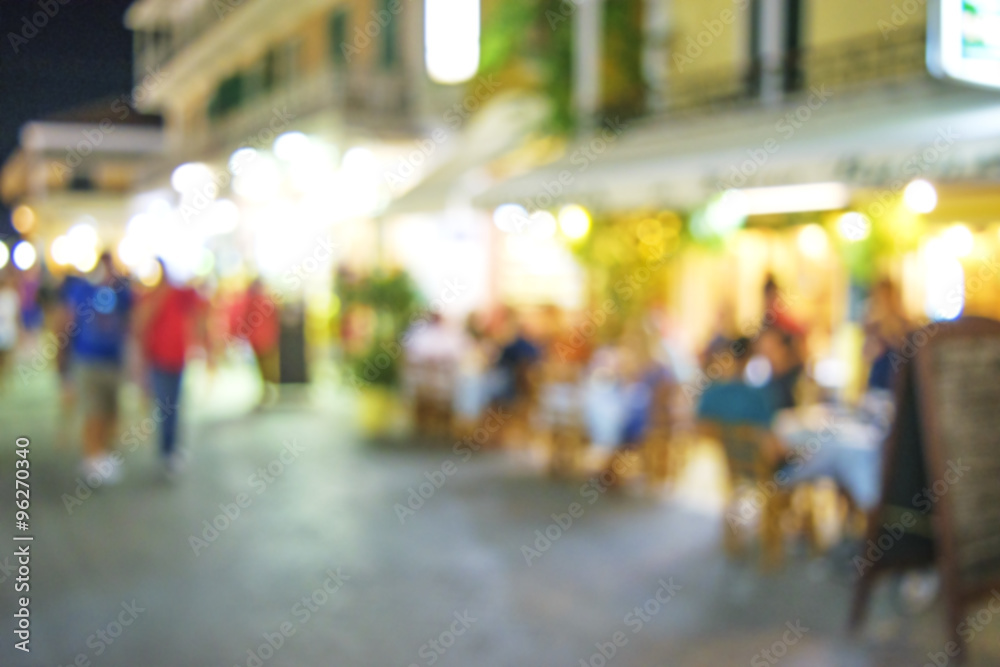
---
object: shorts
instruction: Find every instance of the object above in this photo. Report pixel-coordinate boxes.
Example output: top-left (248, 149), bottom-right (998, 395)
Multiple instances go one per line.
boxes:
top-left (74, 361), bottom-right (122, 419)
top-left (254, 347), bottom-right (280, 384)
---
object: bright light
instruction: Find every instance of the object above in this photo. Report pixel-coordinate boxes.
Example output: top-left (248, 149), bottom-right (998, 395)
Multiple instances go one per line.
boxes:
top-left (739, 183), bottom-right (851, 215)
top-left (148, 198), bottom-right (172, 216)
top-left (342, 147), bottom-right (378, 173)
top-left (68, 222), bottom-right (99, 248)
top-left (11, 205), bottom-right (35, 233)
top-left (274, 132), bottom-right (311, 161)
top-left (51, 236), bottom-right (70, 265)
top-left (12, 241), bottom-right (36, 270)
top-left (797, 224), bottom-right (829, 259)
top-left (837, 212), bottom-right (871, 242)
top-left (331, 148), bottom-right (382, 217)
top-left (814, 358), bottom-right (848, 389)
top-left (745, 356), bottom-right (772, 387)
top-left (926, 260), bottom-right (964, 320)
top-left (171, 162), bottom-right (214, 194)
top-left (116, 236), bottom-right (140, 267)
top-left (233, 156), bottom-right (280, 202)
top-left (137, 259), bottom-right (163, 287)
top-left (0, 243), bottom-right (8, 269)
top-left (425, 0), bottom-right (480, 84)
top-left (941, 223), bottom-right (974, 258)
top-left (558, 205), bottom-right (591, 240)
top-left (923, 239), bottom-right (964, 320)
top-left (904, 180), bottom-right (937, 214)
top-left (72, 245), bottom-right (100, 273)
top-left (228, 147), bottom-right (258, 174)
top-left (528, 211), bottom-right (557, 238)
top-left (203, 199), bottom-right (240, 235)
top-left (493, 204), bottom-right (529, 233)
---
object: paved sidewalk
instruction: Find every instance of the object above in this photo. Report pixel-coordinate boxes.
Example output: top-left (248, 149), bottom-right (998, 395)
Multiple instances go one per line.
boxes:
top-left (0, 366), bottom-right (998, 666)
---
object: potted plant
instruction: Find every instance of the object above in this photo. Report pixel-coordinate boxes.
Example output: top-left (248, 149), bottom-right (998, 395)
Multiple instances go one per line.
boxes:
top-left (337, 269), bottom-right (422, 437)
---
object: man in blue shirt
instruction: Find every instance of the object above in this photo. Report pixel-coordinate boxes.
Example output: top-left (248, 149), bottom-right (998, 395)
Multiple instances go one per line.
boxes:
top-left (697, 337), bottom-right (776, 428)
top-left (59, 253), bottom-right (133, 484)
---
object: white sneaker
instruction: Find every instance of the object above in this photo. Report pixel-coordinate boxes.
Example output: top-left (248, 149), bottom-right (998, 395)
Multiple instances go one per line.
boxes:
top-left (161, 452), bottom-right (186, 480)
top-left (99, 454), bottom-right (123, 485)
top-left (80, 454), bottom-right (123, 486)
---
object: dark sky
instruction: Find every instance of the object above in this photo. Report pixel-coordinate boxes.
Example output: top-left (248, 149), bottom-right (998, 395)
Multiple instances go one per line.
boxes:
top-left (0, 0), bottom-right (135, 237)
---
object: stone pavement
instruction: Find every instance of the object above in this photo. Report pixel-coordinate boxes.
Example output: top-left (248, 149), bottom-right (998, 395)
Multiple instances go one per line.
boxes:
top-left (1, 363), bottom-right (999, 667)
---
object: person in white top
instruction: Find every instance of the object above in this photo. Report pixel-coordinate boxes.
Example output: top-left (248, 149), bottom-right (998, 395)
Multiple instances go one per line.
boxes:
top-left (0, 271), bottom-right (22, 389)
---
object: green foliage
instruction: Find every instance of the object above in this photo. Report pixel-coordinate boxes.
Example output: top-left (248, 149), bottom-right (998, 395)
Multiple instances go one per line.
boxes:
top-left (479, 0), bottom-right (539, 75)
top-left (479, 0), bottom-right (647, 134)
top-left (601, 0), bottom-right (647, 121)
top-left (567, 211), bottom-right (685, 338)
top-left (338, 270), bottom-right (422, 387)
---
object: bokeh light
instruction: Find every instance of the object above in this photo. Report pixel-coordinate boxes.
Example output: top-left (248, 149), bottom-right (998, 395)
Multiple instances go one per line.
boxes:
top-left (12, 241), bottom-right (37, 270)
top-left (903, 179), bottom-right (938, 214)
top-left (425, 0), bottom-right (480, 84)
top-left (797, 224), bottom-right (829, 259)
top-left (941, 223), bottom-right (974, 258)
top-left (12, 205), bottom-right (36, 233)
top-left (837, 212), bottom-right (871, 242)
top-left (558, 205), bottom-right (591, 241)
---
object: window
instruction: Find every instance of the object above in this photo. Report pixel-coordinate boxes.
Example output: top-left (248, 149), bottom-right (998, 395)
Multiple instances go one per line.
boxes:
top-left (380, 0), bottom-right (399, 69)
top-left (782, 0), bottom-right (804, 92)
top-left (262, 49), bottom-right (278, 93)
top-left (747, 0), bottom-right (763, 95)
top-left (746, 0), bottom-right (805, 96)
top-left (209, 73), bottom-right (243, 119)
top-left (329, 10), bottom-right (349, 65)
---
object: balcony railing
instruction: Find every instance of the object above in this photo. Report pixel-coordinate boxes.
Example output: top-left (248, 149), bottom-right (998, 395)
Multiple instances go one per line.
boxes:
top-left (184, 64), bottom-right (420, 156)
top-left (133, 0), bottom-right (257, 80)
top-left (657, 25), bottom-right (929, 119)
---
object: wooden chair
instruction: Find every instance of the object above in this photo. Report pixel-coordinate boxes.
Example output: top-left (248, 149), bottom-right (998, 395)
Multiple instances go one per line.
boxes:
top-left (536, 362), bottom-right (588, 477)
top-left (496, 362), bottom-right (540, 450)
top-left (640, 382), bottom-right (683, 488)
top-left (699, 420), bottom-right (792, 570)
top-left (410, 359), bottom-right (456, 438)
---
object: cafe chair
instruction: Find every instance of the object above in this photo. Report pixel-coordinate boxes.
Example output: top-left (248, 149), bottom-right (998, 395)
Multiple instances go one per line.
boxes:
top-left (698, 420), bottom-right (792, 570)
top-left (410, 359), bottom-right (456, 438)
top-left (538, 361), bottom-right (588, 476)
top-left (640, 383), bottom-right (683, 489)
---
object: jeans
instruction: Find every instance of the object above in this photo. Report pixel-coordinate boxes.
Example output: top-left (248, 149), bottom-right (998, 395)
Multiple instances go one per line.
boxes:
top-left (150, 367), bottom-right (183, 458)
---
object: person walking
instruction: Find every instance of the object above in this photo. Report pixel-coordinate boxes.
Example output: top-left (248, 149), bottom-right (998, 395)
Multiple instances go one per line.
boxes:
top-left (135, 260), bottom-right (208, 476)
top-left (234, 279), bottom-right (280, 408)
top-left (58, 252), bottom-right (133, 483)
top-left (0, 270), bottom-right (21, 393)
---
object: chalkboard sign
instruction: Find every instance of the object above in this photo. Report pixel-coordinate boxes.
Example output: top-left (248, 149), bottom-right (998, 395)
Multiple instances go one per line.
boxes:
top-left (852, 317), bottom-right (1000, 662)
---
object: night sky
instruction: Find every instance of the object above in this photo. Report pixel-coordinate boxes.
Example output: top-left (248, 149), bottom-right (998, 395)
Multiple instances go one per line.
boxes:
top-left (0, 0), bottom-right (135, 238)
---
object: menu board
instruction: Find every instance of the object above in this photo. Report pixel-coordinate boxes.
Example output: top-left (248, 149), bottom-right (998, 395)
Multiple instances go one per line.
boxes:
top-left (923, 335), bottom-right (1000, 588)
top-left (852, 317), bottom-right (1000, 660)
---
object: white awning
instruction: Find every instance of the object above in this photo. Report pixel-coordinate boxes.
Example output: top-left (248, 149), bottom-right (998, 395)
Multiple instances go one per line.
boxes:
top-left (474, 79), bottom-right (1000, 213)
top-left (382, 93), bottom-right (549, 217)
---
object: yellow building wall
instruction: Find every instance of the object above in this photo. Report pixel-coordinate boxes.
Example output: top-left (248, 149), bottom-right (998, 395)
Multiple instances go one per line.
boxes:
top-left (669, 0), bottom-right (747, 75)
top-left (808, 0), bottom-right (927, 46)
top-left (298, 13), bottom-right (329, 76)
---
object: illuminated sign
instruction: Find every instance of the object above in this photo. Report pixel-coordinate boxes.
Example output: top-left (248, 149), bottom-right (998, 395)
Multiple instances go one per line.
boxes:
top-left (928, 0), bottom-right (1000, 88)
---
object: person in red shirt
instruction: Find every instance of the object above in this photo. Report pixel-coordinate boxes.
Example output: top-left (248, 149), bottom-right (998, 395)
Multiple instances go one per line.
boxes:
top-left (231, 279), bottom-right (280, 408)
top-left (135, 260), bottom-right (208, 475)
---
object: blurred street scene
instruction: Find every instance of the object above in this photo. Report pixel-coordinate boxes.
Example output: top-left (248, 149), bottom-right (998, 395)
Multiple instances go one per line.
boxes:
top-left (2, 0), bottom-right (1000, 665)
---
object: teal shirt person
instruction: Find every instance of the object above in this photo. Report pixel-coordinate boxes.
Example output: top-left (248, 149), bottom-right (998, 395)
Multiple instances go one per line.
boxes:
top-left (697, 381), bottom-right (776, 428)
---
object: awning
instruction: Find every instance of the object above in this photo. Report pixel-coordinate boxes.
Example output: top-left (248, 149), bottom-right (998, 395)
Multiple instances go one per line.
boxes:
top-left (381, 92), bottom-right (549, 217)
top-left (474, 79), bottom-right (1000, 213)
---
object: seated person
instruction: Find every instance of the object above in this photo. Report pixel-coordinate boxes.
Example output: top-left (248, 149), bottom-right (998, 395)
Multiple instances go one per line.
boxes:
top-left (493, 317), bottom-right (540, 405)
top-left (757, 327), bottom-right (804, 411)
top-left (697, 337), bottom-right (777, 429)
